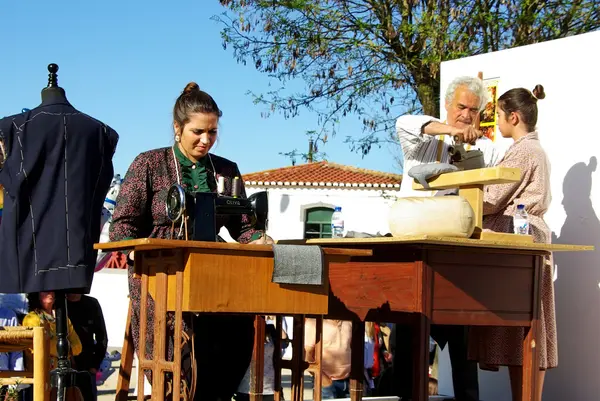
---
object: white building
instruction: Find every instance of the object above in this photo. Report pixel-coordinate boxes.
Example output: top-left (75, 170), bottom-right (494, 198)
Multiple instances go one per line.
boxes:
top-left (236, 161), bottom-right (401, 240)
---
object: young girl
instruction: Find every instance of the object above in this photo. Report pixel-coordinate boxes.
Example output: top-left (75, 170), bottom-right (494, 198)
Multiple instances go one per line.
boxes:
top-left (468, 85), bottom-right (555, 401)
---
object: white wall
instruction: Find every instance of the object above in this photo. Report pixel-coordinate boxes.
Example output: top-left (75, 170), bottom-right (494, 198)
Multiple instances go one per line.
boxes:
top-left (89, 269), bottom-right (130, 348)
top-left (439, 31), bottom-right (600, 401)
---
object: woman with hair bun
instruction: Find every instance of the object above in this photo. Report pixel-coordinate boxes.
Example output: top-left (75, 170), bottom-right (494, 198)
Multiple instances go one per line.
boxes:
top-left (469, 85), bottom-right (556, 401)
top-left (110, 82), bottom-right (273, 400)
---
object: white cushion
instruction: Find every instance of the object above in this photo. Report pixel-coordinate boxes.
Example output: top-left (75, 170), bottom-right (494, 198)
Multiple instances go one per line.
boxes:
top-left (389, 196), bottom-right (475, 238)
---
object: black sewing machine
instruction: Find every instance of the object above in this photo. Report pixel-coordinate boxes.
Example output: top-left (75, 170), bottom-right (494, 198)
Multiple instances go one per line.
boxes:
top-left (165, 181), bottom-right (268, 242)
top-left (448, 135), bottom-right (485, 170)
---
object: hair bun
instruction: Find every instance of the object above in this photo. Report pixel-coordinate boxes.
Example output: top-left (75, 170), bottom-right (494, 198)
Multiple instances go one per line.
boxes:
top-left (183, 82), bottom-right (200, 95)
top-left (532, 84), bottom-right (545, 100)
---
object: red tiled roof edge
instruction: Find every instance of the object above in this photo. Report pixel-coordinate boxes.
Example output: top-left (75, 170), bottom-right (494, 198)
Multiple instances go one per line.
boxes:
top-left (242, 161), bottom-right (402, 188)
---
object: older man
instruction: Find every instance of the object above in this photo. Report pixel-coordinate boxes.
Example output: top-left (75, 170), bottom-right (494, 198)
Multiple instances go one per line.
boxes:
top-left (397, 75), bottom-right (502, 197)
top-left (392, 76), bottom-right (501, 401)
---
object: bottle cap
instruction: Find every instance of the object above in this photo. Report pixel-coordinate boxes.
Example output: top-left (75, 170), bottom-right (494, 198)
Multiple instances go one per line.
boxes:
top-left (335, 206), bottom-right (342, 212)
top-left (517, 204), bottom-right (525, 209)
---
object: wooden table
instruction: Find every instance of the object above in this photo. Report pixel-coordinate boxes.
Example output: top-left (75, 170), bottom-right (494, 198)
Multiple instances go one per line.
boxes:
top-left (279, 236), bottom-right (593, 401)
top-left (94, 238), bottom-right (371, 401)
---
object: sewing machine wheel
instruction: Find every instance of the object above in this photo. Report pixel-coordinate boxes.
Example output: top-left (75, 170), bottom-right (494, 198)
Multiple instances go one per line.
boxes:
top-left (166, 184), bottom-right (186, 222)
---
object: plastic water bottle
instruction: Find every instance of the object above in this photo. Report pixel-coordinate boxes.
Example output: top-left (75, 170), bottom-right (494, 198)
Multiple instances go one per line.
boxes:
top-left (331, 206), bottom-right (345, 238)
top-left (513, 204), bottom-right (530, 235)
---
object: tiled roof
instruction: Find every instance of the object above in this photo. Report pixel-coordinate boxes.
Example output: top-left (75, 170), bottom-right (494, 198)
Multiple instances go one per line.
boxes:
top-left (242, 161), bottom-right (402, 189)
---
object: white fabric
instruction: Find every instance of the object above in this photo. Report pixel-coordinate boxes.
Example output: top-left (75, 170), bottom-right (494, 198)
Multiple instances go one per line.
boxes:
top-left (388, 196), bottom-right (475, 238)
top-left (396, 115), bottom-right (503, 198)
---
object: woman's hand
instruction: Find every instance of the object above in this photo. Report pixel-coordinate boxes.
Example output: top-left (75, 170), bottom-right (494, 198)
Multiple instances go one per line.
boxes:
top-left (249, 234), bottom-right (274, 245)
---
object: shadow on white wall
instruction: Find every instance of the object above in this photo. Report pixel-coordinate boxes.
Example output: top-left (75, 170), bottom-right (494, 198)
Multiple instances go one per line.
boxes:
top-left (545, 157), bottom-right (600, 401)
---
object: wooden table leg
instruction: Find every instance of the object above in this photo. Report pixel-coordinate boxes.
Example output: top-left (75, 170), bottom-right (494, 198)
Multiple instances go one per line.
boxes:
top-left (171, 260), bottom-right (184, 400)
top-left (412, 314), bottom-right (431, 401)
top-left (137, 257), bottom-right (149, 401)
top-left (273, 316), bottom-right (283, 401)
top-left (291, 316), bottom-right (305, 401)
top-left (350, 320), bottom-right (365, 401)
top-left (522, 255), bottom-right (543, 401)
top-left (150, 267), bottom-right (169, 400)
top-left (115, 300), bottom-right (134, 401)
top-left (250, 315), bottom-right (266, 401)
top-left (313, 317), bottom-right (323, 401)
top-left (137, 250), bottom-right (184, 401)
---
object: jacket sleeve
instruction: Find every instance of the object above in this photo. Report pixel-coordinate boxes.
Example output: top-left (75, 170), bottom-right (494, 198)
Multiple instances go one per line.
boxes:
top-left (224, 163), bottom-right (262, 243)
top-left (109, 153), bottom-right (152, 242)
top-left (0, 118), bottom-right (20, 194)
top-left (104, 125), bottom-right (119, 158)
top-left (0, 119), bottom-right (10, 171)
top-left (22, 312), bottom-right (41, 328)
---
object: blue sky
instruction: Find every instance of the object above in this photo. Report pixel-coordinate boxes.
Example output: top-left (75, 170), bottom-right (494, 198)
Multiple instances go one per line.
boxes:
top-left (0, 1), bottom-right (403, 176)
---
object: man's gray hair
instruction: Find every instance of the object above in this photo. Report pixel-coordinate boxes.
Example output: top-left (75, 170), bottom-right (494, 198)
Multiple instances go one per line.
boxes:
top-left (445, 76), bottom-right (489, 111)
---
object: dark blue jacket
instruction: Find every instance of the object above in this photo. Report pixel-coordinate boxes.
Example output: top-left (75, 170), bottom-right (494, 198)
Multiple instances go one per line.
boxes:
top-left (0, 93), bottom-right (119, 293)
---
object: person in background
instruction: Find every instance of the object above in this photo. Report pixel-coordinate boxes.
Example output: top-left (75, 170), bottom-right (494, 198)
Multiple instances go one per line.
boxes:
top-left (67, 293), bottom-right (108, 401)
top-left (304, 319), bottom-right (352, 399)
top-left (22, 292), bottom-right (82, 371)
top-left (469, 85), bottom-right (555, 401)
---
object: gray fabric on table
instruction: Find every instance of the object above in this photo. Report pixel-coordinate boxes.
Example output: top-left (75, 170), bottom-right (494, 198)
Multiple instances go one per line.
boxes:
top-left (271, 244), bottom-right (324, 285)
top-left (408, 163), bottom-right (458, 189)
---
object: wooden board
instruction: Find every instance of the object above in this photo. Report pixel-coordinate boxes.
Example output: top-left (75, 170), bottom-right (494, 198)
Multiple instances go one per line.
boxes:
top-left (94, 238), bottom-right (372, 257)
top-left (478, 231), bottom-right (534, 243)
top-left (278, 236), bottom-right (594, 253)
top-left (411, 167), bottom-right (521, 191)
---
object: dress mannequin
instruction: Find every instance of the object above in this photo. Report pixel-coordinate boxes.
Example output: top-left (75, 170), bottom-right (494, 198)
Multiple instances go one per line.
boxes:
top-left (0, 64), bottom-right (119, 400)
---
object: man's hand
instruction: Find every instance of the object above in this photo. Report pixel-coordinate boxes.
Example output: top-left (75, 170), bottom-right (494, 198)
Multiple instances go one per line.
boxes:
top-left (450, 125), bottom-right (482, 144)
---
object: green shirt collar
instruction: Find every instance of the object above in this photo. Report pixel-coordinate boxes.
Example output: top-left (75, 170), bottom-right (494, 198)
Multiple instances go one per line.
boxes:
top-left (173, 144), bottom-right (207, 168)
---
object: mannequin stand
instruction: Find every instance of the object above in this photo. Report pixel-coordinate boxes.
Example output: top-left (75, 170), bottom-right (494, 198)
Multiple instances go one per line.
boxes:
top-left (50, 292), bottom-right (77, 401)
